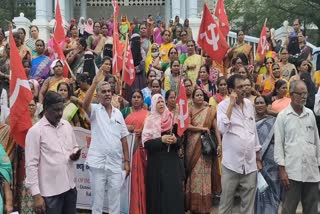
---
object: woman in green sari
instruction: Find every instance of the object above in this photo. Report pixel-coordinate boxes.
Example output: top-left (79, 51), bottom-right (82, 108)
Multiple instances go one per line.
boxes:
top-left (57, 82), bottom-right (80, 126)
top-left (0, 144), bottom-right (13, 214)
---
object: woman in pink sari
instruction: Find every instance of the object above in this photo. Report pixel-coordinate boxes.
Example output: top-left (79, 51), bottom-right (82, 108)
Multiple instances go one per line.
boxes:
top-left (153, 22), bottom-right (163, 46)
top-left (122, 90), bottom-right (149, 214)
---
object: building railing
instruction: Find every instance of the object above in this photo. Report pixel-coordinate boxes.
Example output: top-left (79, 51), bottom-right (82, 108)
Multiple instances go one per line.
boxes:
top-left (227, 31), bottom-right (319, 58)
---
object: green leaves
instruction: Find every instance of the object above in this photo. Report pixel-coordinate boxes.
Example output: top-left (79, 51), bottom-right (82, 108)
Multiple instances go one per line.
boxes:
top-left (224, 0), bottom-right (320, 45)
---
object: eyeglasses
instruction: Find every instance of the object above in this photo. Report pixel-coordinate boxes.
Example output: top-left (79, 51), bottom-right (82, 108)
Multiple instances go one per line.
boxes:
top-left (293, 91), bottom-right (308, 97)
top-left (170, 52), bottom-right (177, 55)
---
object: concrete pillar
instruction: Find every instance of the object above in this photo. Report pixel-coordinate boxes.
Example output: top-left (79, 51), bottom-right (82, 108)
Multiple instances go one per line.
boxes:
top-left (65, 0), bottom-right (70, 21)
top-left (80, 0), bottom-right (87, 19)
top-left (46, 0), bottom-right (53, 21)
top-left (165, 0), bottom-right (171, 25)
top-left (70, 0), bottom-right (74, 20)
top-left (171, 0), bottom-right (180, 19)
top-left (180, 0), bottom-right (186, 20)
top-left (33, 0), bottom-right (50, 42)
top-left (188, 0), bottom-right (198, 18)
top-left (188, 0), bottom-right (201, 42)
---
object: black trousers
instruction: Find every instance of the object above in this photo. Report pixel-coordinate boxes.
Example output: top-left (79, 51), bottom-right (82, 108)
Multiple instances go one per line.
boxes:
top-left (44, 188), bottom-right (77, 214)
top-left (281, 180), bottom-right (319, 214)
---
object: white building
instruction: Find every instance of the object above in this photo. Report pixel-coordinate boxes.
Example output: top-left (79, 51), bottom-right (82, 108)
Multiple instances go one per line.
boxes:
top-left (15, 0), bottom-right (217, 42)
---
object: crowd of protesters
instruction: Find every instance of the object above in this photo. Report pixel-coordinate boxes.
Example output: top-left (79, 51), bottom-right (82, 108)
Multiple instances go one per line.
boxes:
top-left (0, 13), bottom-right (319, 214)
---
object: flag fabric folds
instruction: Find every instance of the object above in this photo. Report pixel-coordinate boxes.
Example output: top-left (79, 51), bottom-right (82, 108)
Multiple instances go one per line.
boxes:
top-left (9, 28), bottom-right (33, 147)
top-left (112, 0), bottom-right (124, 75)
top-left (177, 79), bottom-right (190, 136)
top-left (214, 0), bottom-right (230, 38)
top-left (123, 42), bottom-right (136, 86)
top-left (256, 22), bottom-right (270, 60)
top-left (197, 3), bottom-right (229, 62)
top-left (53, 0), bottom-right (65, 44)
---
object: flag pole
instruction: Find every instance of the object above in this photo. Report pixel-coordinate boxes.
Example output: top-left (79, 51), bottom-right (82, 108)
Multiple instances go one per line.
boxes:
top-left (64, 61), bottom-right (76, 80)
top-left (120, 33), bottom-right (129, 96)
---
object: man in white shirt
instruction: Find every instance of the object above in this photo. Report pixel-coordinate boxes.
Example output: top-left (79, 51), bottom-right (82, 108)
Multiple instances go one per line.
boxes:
top-left (83, 70), bottom-right (130, 214)
top-left (274, 80), bottom-right (320, 214)
top-left (217, 74), bottom-right (261, 214)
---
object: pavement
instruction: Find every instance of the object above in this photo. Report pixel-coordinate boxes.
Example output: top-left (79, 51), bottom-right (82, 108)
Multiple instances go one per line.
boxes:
top-left (211, 199), bottom-right (320, 214)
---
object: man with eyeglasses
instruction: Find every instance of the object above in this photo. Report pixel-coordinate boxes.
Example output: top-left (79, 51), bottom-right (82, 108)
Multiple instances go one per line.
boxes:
top-left (217, 74), bottom-right (261, 214)
top-left (274, 80), bottom-right (320, 214)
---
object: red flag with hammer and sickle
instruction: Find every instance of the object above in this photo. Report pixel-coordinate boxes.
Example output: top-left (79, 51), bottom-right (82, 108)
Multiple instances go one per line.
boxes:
top-left (198, 3), bottom-right (229, 62)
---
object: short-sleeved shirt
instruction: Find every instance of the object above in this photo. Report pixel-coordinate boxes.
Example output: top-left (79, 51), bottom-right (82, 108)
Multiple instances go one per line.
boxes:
top-left (86, 103), bottom-right (129, 173)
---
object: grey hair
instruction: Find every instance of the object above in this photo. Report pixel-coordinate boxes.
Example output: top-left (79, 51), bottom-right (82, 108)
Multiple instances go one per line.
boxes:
top-left (96, 81), bottom-right (110, 93)
top-left (289, 80), bottom-right (306, 95)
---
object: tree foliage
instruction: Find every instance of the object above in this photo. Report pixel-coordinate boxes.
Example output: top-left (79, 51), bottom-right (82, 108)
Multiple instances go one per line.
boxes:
top-left (0, 0), bottom-right (35, 31)
top-left (224, 0), bottom-right (320, 45)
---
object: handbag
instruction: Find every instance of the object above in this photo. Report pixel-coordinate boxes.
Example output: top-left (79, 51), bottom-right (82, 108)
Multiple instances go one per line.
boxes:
top-left (200, 129), bottom-right (217, 156)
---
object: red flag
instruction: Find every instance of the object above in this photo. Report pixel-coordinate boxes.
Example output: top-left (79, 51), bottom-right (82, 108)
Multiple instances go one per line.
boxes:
top-left (214, 0), bottom-right (230, 37)
top-left (123, 42), bottom-right (135, 86)
top-left (256, 22), bottom-right (270, 60)
top-left (177, 79), bottom-right (190, 136)
top-left (198, 3), bottom-right (229, 62)
top-left (53, 38), bottom-right (69, 77)
top-left (112, 0), bottom-right (124, 75)
top-left (53, 1), bottom-right (65, 44)
top-left (112, 0), bottom-right (119, 18)
top-left (9, 28), bottom-right (33, 147)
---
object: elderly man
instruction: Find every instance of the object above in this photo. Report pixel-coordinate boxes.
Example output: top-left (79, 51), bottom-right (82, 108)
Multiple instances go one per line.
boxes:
top-left (274, 80), bottom-right (320, 214)
top-left (25, 91), bottom-right (80, 214)
top-left (217, 74), bottom-right (262, 214)
top-left (83, 70), bottom-right (130, 214)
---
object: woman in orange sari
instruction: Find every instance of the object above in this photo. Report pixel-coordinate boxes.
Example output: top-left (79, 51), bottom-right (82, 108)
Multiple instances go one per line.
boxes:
top-left (256, 57), bottom-right (276, 95)
top-left (270, 79), bottom-right (291, 113)
top-left (121, 90), bottom-right (149, 214)
top-left (185, 88), bottom-right (222, 214)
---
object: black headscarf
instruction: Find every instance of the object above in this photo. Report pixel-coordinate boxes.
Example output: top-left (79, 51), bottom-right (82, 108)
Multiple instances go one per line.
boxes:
top-left (131, 33), bottom-right (142, 66)
top-left (103, 43), bottom-right (113, 58)
top-left (83, 51), bottom-right (96, 84)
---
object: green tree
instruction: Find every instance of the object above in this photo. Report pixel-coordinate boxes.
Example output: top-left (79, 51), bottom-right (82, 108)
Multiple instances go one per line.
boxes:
top-left (224, 0), bottom-right (320, 46)
top-left (0, 0), bottom-right (35, 31)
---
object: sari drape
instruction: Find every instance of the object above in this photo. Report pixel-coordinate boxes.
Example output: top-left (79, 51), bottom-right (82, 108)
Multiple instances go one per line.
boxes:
top-left (125, 109), bottom-right (149, 214)
top-left (30, 55), bottom-right (52, 80)
top-left (255, 116), bottom-right (281, 214)
top-left (185, 106), bottom-right (218, 213)
top-left (184, 54), bottom-right (202, 85)
top-left (0, 144), bottom-right (12, 212)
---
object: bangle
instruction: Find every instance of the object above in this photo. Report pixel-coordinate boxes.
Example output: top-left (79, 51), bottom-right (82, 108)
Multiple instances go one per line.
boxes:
top-left (123, 159), bottom-right (130, 163)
